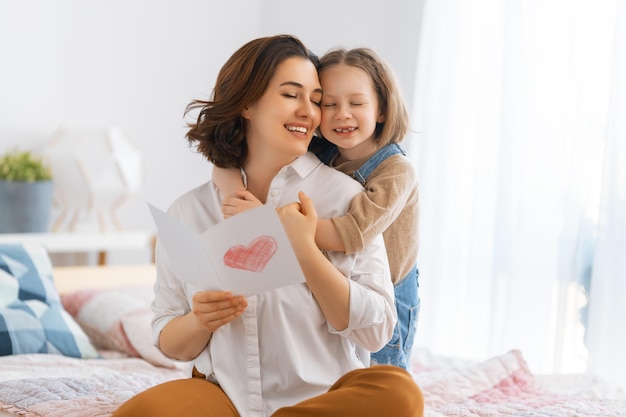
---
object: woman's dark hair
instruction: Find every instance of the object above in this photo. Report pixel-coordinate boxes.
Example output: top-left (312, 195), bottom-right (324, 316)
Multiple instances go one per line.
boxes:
top-left (185, 35), bottom-right (318, 168)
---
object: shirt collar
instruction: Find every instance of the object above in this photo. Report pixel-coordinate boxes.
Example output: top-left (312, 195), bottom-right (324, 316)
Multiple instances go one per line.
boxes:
top-left (287, 152), bottom-right (323, 179)
top-left (240, 152), bottom-right (322, 187)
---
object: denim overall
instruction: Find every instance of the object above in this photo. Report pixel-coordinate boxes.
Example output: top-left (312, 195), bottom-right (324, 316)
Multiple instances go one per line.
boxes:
top-left (316, 142), bottom-right (421, 370)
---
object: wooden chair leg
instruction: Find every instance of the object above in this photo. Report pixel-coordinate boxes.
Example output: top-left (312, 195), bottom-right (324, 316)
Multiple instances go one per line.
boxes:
top-left (98, 251), bottom-right (107, 266)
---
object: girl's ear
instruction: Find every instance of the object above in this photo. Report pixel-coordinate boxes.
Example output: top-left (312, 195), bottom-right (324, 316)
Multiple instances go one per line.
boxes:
top-left (242, 107), bottom-right (250, 120)
top-left (377, 113), bottom-right (386, 123)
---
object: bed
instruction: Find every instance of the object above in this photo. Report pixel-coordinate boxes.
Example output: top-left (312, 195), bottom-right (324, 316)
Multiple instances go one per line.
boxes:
top-left (1, 244), bottom-right (625, 417)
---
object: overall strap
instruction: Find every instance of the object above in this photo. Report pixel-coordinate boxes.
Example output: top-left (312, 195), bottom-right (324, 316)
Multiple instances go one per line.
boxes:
top-left (352, 143), bottom-right (406, 186)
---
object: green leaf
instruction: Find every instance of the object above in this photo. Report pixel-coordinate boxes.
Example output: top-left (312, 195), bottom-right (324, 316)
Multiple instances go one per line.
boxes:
top-left (0, 149), bottom-right (53, 182)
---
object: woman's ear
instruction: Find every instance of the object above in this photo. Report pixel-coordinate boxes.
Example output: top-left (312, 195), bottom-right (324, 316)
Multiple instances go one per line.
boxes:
top-left (377, 113), bottom-right (386, 123)
top-left (242, 107), bottom-right (250, 120)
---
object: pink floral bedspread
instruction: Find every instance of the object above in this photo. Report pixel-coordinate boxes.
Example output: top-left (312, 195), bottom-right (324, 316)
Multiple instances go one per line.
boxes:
top-left (0, 353), bottom-right (187, 417)
top-left (412, 349), bottom-right (626, 416)
top-left (1, 350), bottom-right (625, 416)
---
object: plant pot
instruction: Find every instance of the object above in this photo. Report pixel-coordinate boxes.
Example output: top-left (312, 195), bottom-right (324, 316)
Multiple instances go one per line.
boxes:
top-left (0, 180), bottom-right (54, 233)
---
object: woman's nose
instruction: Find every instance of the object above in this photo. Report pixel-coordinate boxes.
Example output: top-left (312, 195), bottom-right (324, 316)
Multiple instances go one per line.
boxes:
top-left (298, 99), bottom-right (318, 119)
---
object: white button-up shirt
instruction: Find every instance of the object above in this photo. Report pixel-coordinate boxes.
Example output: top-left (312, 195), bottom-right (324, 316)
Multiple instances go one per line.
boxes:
top-left (152, 152), bottom-right (396, 417)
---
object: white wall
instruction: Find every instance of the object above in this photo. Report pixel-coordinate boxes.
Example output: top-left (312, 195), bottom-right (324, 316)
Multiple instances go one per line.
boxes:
top-left (0, 0), bottom-right (422, 263)
top-left (260, 0), bottom-right (424, 112)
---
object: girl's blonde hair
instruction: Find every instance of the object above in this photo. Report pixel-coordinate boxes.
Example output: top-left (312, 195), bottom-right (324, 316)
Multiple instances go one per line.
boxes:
top-left (318, 48), bottom-right (409, 146)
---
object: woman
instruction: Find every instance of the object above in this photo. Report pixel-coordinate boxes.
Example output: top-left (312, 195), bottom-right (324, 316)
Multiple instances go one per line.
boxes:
top-left (112, 34), bottom-right (423, 417)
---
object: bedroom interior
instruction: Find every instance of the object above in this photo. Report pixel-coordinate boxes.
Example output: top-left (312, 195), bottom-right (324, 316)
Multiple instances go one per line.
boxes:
top-left (1, 0), bottom-right (625, 416)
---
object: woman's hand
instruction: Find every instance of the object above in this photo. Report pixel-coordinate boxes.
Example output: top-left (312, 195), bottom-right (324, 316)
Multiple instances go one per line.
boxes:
top-left (277, 191), bottom-right (351, 331)
top-left (191, 291), bottom-right (248, 332)
top-left (158, 291), bottom-right (247, 361)
top-left (222, 190), bottom-right (263, 219)
top-left (277, 191), bottom-right (318, 253)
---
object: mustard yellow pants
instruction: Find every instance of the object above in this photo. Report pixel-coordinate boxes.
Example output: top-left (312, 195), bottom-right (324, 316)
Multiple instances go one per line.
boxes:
top-left (112, 365), bottom-right (424, 417)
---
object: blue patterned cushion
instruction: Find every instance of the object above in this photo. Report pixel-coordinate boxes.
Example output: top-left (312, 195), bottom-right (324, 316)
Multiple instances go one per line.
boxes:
top-left (0, 243), bottom-right (99, 358)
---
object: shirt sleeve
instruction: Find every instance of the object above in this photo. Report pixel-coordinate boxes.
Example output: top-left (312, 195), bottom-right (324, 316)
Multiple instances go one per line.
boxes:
top-left (331, 155), bottom-right (418, 255)
top-left (326, 233), bottom-right (397, 352)
top-left (151, 237), bottom-right (191, 348)
top-left (150, 201), bottom-right (195, 348)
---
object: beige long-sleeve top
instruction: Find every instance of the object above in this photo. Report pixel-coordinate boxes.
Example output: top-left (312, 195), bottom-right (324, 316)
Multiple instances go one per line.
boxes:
top-left (330, 153), bottom-right (420, 285)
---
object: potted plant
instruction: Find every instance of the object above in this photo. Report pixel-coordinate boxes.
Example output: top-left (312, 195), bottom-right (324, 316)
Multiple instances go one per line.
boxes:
top-left (0, 149), bottom-right (54, 233)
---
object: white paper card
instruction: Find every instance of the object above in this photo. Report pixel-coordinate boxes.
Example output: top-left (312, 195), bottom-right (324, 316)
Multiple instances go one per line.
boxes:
top-left (148, 203), bottom-right (305, 297)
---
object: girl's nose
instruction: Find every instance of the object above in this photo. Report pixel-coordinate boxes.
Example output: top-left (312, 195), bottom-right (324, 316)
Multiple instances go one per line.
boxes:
top-left (336, 104), bottom-right (351, 120)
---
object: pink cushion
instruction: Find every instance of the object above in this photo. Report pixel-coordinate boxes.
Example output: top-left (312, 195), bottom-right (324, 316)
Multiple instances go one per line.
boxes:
top-left (61, 287), bottom-right (176, 368)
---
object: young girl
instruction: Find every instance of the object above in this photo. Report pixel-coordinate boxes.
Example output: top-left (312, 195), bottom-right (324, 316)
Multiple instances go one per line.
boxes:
top-left (215, 47), bottom-right (420, 370)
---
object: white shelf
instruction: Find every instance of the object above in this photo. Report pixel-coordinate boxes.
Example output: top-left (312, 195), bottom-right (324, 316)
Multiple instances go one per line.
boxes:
top-left (0, 230), bottom-right (155, 264)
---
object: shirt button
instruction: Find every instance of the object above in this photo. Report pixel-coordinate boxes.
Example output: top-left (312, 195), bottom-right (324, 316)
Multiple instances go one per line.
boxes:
top-left (271, 190), bottom-right (280, 197)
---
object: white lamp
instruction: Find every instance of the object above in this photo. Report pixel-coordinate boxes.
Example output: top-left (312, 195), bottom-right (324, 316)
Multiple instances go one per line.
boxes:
top-left (43, 127), bottom-right (143, 232)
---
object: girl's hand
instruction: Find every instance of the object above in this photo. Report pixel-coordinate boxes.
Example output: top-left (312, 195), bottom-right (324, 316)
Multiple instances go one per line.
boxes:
top-left (191, 290), bottom-right (248, 332)
top-left (277, 191), bottom-right (318, 252)
top-left (222, 189), bottom-right (263, 219)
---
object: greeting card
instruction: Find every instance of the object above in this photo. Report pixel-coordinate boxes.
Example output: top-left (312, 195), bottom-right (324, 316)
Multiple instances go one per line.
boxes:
top-left (148, 204), bottom-right (305, 297)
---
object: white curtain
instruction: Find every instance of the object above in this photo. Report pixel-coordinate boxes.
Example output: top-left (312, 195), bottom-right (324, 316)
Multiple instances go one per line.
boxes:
top-left (411, 0), bottom-right (626, 388)
top-left (585, 0), bottom-right (626, 389)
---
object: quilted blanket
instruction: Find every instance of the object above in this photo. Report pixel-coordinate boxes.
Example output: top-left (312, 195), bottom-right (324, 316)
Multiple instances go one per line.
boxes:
top-left (412, 349), bottom-right (626, 416)
top-left (0, 354), bottom-right (187, 417)
top-left (1, 350), bottom-right (625, 416)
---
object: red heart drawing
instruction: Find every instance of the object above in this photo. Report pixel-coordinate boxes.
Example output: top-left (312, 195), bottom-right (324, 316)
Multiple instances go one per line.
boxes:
top-left (223, 236), bottom-right (278, 272)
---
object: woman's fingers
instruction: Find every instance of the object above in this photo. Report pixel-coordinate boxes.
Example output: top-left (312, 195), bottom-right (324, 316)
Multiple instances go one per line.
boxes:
top-left (297, 191), bottom-right (317, 220)
top-left (192, 291), bottom-right (247, 332)
top-left (195, 307), bottom-right (244, 331)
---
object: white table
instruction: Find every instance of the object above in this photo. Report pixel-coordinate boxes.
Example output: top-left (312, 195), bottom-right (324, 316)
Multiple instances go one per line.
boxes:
top-left (0, 230), bottom-right (155, 265)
